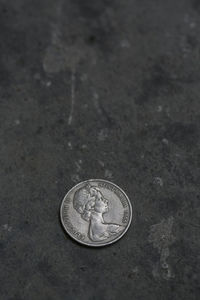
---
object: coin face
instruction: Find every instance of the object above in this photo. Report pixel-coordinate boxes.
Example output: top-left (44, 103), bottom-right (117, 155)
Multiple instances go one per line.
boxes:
top-left (60, 179), bottom-right (132, 247)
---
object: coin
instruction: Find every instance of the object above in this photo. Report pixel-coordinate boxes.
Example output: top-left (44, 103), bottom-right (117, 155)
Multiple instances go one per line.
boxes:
top-left (60, 179), bottom-right (132, 247)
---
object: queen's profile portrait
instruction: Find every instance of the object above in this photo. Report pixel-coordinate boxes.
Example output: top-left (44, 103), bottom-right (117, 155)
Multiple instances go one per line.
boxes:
top-left (73, 183), bottom-right (124, 242)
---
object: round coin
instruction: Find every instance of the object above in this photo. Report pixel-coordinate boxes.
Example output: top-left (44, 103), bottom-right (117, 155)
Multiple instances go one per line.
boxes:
top-left (60, 179), bottom-right (132, 247)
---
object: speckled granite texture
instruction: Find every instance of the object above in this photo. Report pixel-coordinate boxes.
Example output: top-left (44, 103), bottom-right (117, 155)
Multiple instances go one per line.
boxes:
top-left (0, 0), bottom-right (199, 299)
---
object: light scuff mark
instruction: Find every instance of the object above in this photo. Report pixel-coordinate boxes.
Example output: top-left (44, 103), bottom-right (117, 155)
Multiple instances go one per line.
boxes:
top-left (149, 216), bottom-right (175, 280)
top-left (68, 69), bottom-right (76, 126)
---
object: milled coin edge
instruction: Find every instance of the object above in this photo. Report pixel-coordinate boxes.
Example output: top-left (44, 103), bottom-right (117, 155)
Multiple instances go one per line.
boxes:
top-left (60, 179), bottom-right (133, 247)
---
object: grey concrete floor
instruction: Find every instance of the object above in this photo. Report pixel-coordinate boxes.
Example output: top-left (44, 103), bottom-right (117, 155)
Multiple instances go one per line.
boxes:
top-left (0, 0), bottom-right (200, 299)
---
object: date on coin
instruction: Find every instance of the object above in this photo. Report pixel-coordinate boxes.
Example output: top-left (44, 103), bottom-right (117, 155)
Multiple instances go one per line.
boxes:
top-left (60, 179), bottom-right (132, 247)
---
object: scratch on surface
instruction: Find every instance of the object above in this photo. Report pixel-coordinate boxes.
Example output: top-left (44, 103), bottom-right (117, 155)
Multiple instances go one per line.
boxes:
top-left (93, 92), bottom-right (102, 115)
top-left (68, 69), bottom-right (76, 126)
top-left (75, 160), bottom-right (82, 172)
top-left (98, 160), bottom-right (105, 167)
top-left (71, 159), bottom-right (82, 183)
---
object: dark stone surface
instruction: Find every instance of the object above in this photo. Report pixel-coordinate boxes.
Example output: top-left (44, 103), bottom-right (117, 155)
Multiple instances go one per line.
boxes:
top-left (0, 0), bottom-right (199, 299)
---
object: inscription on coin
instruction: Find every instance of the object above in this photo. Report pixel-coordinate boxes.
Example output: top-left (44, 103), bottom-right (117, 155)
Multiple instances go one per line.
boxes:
top-left (60, 179), bottom-right (132, 247)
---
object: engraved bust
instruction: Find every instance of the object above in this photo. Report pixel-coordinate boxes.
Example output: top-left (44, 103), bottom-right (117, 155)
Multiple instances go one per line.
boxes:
top-left (73, 183), bottom-right (124, 241)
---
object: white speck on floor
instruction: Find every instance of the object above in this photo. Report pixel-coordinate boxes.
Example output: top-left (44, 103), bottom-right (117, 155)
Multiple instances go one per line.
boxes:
top-left (162, 138), bottom-right (169, 145)
top-left (157, 105), bottom-right (163, 112)
top-left (104, 169), bottom-right (113, 179)
top-left (46, 81), bottom-right (52, 87)
top-left (153, 177), bottom-right (163, 187)
top-left (15, 119), bottom-right (20, 125)
top-left (68, 141), bottom-right (72, 149)
top-left (2, 224), bottom-right (12, 232)
top-left (71, 174), bottom-right (80, 183)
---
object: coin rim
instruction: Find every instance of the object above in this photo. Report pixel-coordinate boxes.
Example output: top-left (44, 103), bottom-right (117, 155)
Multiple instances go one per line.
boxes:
top-left (60, 179), bottom-right (133, 247)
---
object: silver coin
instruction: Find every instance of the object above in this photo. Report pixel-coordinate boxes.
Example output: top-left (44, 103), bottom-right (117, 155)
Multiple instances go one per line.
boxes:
top-left (60, 179), bottom-right (132, 247)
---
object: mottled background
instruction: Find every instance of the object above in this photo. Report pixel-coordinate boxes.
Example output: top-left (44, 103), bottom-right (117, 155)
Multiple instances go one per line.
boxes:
top-left (0, 0), bottom-right (199, 299)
